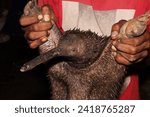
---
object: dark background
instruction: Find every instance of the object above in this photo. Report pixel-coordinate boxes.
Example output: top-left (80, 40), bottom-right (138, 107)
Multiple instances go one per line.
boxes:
top-left (0, 0), bottom-right (150, 100)
top-left (0, 0), bottom-right (50, 99)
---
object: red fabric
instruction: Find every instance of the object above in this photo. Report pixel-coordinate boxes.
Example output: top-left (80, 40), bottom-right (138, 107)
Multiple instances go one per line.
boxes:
top-left (39, 0), bottom-right (150, 32)
top-left (119, 74), bottom-right (140, 100)
top-left (38, 0), bottom-right (150, 100)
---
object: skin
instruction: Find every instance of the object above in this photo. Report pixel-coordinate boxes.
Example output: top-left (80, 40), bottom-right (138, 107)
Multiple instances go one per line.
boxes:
top-left (20, 6), bottom-right (150, 65)
top-left (20, 5), bottom-right (54, 49)
top-left (111, 20), bottom-right (150, 65)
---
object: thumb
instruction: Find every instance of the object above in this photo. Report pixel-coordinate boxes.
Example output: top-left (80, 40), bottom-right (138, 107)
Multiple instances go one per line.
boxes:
top-left (41, 5), bottom-right (51, 22)
top-left (111, 20), bottom-right (127, 40)
top-left (41, 5), bottom-right (56, 22)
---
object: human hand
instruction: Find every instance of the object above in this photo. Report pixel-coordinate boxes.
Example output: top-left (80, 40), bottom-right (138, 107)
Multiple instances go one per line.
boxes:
top-left (20, 3), bottom-right (56, 49)
top-left (111, 20), bottom-right (150, 65)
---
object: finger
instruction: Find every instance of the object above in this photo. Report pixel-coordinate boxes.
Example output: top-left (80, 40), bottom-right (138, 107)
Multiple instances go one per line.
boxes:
top-left (41, 5), bottom-right (51, 22)
top-left (114, 55), bottom-right (143, 65)
top-left (41, 5), bottom-right (56, 24)
top-left (23, 22), bottom-right (52, 32)
top-left (20, 15), bottom-right (39, 26)
top-left (112, 52), bottom-right (131, 65)
top-left (119, 37), bottom-right (145, 46)
top-left (111, 20), bottom-right (127, 39)
top-left (29, 40), bottom-right (42, 49)
top-left (28, 36), bottom-right (48, 49)
top-left (122, 50), bottom-right (148, 62)
top-left (27, 31), bottom-right (50, 41)
top-left (113, 50), bottom-right (148, 65)
top-left (112, 40), bottom-right (150, 54)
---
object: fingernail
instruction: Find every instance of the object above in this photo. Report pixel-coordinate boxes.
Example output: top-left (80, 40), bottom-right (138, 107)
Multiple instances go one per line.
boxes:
top-left (111, 31), bottom-right (118, 39)
top-left (38, 14), bottom-right (43, 20)
top-left (111, 45), bottom-right (117, 51)
top-left (41, 37), bottom-right (48, 42)
top-left (44, 14), bottom-right (50, 22)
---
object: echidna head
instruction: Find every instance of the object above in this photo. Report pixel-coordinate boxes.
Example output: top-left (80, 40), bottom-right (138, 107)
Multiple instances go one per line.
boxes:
top-left (57, 29), bottom-right (109, 68)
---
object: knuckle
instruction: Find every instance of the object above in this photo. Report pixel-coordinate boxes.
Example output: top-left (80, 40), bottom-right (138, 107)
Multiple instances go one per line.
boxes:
top-left (32, 24), bottom-right (38, 31)
top-left (130, 47), bottom-right (137, 54)
top-left (34, 22), bottom-right (52, 31)
top-left (128, 55), bottom-right (136, 62)
top-left (133, 39), bottom-right (140, 46)
top-left (28, 32), bottom-right (36, 39)
top-left (44, 22), bottom-right (52, 30)
top-left (112, 23), bottom-right (119, 29)
top-left (115, 55), bottom-right (129, 65)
